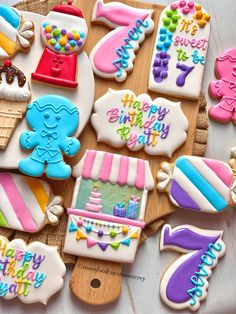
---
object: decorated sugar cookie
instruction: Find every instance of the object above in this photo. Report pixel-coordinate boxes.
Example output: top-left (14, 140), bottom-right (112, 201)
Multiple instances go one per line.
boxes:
top-left (18, 95), bottom-right (80, 180)
top-left (64, 150), bottom-right (154, 263)
top-left (0, 60), bottom-right (31, 149)
top-left (0, 172), bottom-right (63, 232)
top-left (160, 224), bottom-right (226, 311)
top-left (91, 89), bottom-right (188, 157)
top-left (149, 1), bottom-right (210, 99)
top-left (0, 5), bottom-right (34, 59)
top-left (208, 48), bottom-right (236, 124)
top-left (157, 154), bottom-right (236, 213)
top-left (90, 0), bottom-right (154, 82)
top-left (31, 1), bottom-right (87, 88)
top-left (0, 236), bottom-right (66, 304)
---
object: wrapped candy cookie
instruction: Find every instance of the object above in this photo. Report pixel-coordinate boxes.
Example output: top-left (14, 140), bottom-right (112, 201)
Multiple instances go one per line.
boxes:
top-left (157, 149), bottom-right (236, 213)
top-left (0, 5), bottom-right (34, 59)
top-left (0, 172), bottom-right (63, 232)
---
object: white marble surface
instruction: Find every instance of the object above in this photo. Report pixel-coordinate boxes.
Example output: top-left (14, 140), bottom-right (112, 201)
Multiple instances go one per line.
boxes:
top-left (1, 0), bottom-right (236, 313)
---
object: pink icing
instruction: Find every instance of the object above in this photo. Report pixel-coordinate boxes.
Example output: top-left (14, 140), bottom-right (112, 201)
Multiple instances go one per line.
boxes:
top-left (67, 208), bottom-right (145, 228)
top-left (82, 150), bottom-right (96, 179)
top-left (0, 173), bottom-right (37, 232)
top-left (203, 158), bottom-right (233, 188)
top-left (92, 0), bottom-right (149, 74)
top-left (86, 203), bottom-right (102, 212)
top-left (209, 48), bottom-right (236, 119)
top-left (135, 159), bottom-right (145, 190)
top-left (118, 156), bottom-right (129, 186)
top-left (86, 238), bottom-right (97, 248)
top-left (99, 152), bottom-right (113, 182)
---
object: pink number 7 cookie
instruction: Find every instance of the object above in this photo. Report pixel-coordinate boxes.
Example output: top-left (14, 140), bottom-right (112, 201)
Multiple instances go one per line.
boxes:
top-left (208, 48), bottom-right (236, 124)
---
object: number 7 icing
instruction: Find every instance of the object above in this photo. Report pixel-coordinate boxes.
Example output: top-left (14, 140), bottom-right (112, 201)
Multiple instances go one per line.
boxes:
top-left (149, 1), bottom-right (210, 99)
top-left (90, 0), bottom-right (154, 82)
top-left (160, 224), bottom-right (226, 311)
top-left (208, 48), bottom-right (236, 125)
top-left (157, 152), bottom-right (236, 213)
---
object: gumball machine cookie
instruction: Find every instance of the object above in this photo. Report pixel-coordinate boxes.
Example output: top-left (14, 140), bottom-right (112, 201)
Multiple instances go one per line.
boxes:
top-left (31, 1), bottom-right (88, 88)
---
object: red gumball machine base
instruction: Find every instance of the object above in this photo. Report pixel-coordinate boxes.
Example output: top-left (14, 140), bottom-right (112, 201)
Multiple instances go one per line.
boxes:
top-left (31, 47), bottom-right (78, 88)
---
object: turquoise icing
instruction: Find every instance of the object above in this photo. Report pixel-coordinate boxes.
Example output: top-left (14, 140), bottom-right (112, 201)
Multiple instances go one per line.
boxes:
top-left (176, 157), bottom-right (228, 211)
top-left (113, 18), bottom-right (149, 78)
top-left (0, 5), bottom-right (21, 30)
top-left (18, 95), bottom-right (80, 180)
top-left (187, 242), bottom-right (222, 306)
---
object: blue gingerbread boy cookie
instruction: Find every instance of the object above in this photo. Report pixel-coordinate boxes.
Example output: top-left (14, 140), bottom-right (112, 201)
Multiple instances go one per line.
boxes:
top-left (18, 95), bottom-right (80, 179)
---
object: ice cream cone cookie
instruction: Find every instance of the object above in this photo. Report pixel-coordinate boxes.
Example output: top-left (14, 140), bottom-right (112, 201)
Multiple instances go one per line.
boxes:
top-left (0, 5), bottom-right (34, 59)
top-left (0, 60), bottom-right (31, 149)
top-left (208, 48), bottom-right (236, 125)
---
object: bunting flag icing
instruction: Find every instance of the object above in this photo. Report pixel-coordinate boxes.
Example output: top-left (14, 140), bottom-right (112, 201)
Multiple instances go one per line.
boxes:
top-left (0, 172), bottom-right (64, 232)
top-left (64, 214), bottom-right (139, 257)
top-left (157, 155), bottom-right (234, 213)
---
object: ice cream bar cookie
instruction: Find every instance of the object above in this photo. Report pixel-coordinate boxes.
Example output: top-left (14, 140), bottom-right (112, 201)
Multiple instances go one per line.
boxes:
top-left (149, 1), bottom-right (210, 99)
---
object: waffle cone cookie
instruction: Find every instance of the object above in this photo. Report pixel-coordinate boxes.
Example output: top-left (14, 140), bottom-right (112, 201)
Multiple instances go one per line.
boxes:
top-left (0, 60), bottom-right (31, 149)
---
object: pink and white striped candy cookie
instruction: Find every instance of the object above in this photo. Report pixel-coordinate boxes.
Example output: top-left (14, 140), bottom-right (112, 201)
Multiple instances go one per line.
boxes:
top-left (157, 155), bottom-right (235, 213)
top-left (0, 172), bottom-right (63, 232)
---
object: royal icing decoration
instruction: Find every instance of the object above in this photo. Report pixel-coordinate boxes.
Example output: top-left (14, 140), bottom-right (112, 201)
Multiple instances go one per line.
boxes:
top-left (0, 236), bottom-right (66, 304)
top-left (208, 48), bottom-right (236, 124)
top-left (160, 224), bottom-right (226, 311)
top-left (0, 60), bottom-right (31, 150)
top-left (0, 172), bottom-right (63, 232)
top-left (0, 5), bottom-right (34, 58)
top-left (157, 155), bottom-right (235, 213)
top-left (149, 1), bottom-right (210, 99)
top-left (91, 89), bottom-right (188, 157)
top-left (64, 150), bottom-right (154, 263)
top-left (90, 0), bottom-right (154, 82)
top-left (0, 60), bottom-right (31, 102)
top-left (31, 2), bottom-right (88, 88)
top-left (18, 95), bottom-right (80, 180)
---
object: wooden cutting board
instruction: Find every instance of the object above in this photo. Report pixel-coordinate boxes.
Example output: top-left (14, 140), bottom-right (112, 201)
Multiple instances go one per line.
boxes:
top-left (13, 0), bottom-right (208, 305)
top-left (68, 0), bottom-right (206, 305)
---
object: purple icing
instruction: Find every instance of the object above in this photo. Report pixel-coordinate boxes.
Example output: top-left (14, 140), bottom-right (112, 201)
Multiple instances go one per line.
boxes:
top-left (153, 53), bottom-right (170, 83)
top-left (98, 229), bottom-right (103, 237)
top-left (77, 41), bottom-right (83, 47)
top-left (176, 63), bottom-right (194, 87)
top-left (98, 243), bottom-right (108, 251)
top-left (170, 179), bottom-right (201, 211)
top-left (163, 225), bottom-right (220, 303)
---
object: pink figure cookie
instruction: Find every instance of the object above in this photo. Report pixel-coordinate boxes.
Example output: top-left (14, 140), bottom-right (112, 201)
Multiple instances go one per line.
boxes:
top-left (208, 48), bottom-right (236, 124)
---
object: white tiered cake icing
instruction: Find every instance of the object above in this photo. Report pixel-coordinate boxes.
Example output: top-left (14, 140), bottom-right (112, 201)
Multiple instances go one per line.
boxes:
top-left (86, 185), bottom-right (102, 212)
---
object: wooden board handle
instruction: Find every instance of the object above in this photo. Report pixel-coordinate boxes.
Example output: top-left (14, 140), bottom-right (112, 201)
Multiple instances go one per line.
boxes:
top-left (70, 257), bottom-right (122, 305)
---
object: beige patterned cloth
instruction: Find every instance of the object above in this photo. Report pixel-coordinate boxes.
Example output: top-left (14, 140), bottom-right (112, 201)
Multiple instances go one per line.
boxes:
top-left (0, 0), bottom-right (207, 264)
